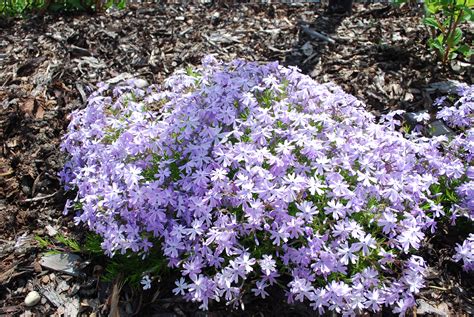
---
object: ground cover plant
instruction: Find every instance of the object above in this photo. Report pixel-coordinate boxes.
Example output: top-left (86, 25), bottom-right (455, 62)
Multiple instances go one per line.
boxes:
top-left (60, 56), bottom-right (474, 315)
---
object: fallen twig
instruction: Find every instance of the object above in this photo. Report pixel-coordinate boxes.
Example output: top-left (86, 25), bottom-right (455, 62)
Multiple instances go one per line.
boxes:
top-left (267, 45), bottom-right (292, 54)
top-left (300, 25), bottom-right (336, 44)
top-left (21, 191), bottom-right (58, 203)
top-left (428, 285), bottom-right (449, 291)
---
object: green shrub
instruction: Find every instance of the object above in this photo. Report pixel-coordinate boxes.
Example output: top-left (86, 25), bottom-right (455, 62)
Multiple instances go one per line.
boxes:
top-left (0, 0), bottom-right (126, 16)
top-left (424, 0), bottom-right (474, 63)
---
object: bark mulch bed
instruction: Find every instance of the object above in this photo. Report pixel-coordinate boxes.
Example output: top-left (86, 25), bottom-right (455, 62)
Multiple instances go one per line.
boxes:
top-left (0, 2), bottom-right (472, 316)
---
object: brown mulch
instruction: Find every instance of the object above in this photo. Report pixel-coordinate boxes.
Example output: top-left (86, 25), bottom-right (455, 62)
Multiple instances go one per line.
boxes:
top-left (0, 2), bottom-right (472, 316)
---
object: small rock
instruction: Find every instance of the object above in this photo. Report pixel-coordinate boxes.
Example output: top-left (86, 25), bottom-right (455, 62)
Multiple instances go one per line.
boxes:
top-left (211, 12), bottom-right (220, 26)
top-left (45, 225), bottom-right (58, 237)
top-left (134, 79), bottom-right (148, 89)
top-left (81, 299), bottom-right (90, 309)
top-left (428, 120), bottom-right (455, 137)
top-left (403, 92), bottom-right (414, 102)
top-left (427, 80), bottom-right (462, 94)
top-left (41, 275), bottom-right (50, 284)
top-left (14, 287), bottom-right (24, 295)
top-left (301, 42), bottom-right (313, 57)
top-left (24, 291), bottom-right (41, 307)
top-left (391, 32), bottom-right (403, 41)
top-left (450, 61), bottom-right (463, 73)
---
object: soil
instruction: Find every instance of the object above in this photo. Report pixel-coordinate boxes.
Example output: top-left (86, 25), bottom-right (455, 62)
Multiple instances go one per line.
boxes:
top-left (0, 2), bottom-right (472, 316)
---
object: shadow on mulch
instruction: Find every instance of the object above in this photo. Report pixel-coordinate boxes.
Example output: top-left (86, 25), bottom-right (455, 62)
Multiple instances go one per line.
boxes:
top-left (283, 3), bottom-right (471, 115)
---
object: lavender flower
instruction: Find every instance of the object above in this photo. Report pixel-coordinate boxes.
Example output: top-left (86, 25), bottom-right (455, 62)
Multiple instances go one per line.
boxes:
top-left (453, 234), bottom-right (474, 271)
top-left (61, 57), bottom-right (473, 315)
top-left (141, 275), bottom-right (152, 290)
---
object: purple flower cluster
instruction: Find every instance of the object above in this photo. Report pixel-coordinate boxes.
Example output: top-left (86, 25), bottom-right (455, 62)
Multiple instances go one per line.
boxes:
top-left (61, 57), bottom-right (473, 315)
top-left (437, 84), bottom-right (474, 130)
top-left (436, 85), bottom-right (474, 215)
top-left (435, 84), bottom-right (474, 272)
top-left (454, 233), bottom-right (474, 272)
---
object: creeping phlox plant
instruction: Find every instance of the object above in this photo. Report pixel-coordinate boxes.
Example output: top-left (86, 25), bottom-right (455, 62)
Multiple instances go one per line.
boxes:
top-left (61, 57), bottom-right (473, 315)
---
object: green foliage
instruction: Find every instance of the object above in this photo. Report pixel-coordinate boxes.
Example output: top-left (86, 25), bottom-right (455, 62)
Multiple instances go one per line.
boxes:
top-left (0, 0), bottom-right (127, 16)
top-left (430, 175), bottom-right (464, 212)
top-left (86, 233), bottom-right (170, 286)
top-left (102, 248), bottom-right (170, 286)
top-left (35, 235), bottom-right (53, 248)
top-left (393, 0), bottom-right (473, 64)
top-left (423, 0), bottom-right (474, 64)
top-left (83, 232), bottom-right (104, 254)
top-left (35, 233), bottom-right (81, 253)
top-left (55, 233), bottom-right (82, 252)
top-left (0, 0), bottom-right (35, 15)
top-left (36, 232), bottom-right (169, 287)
